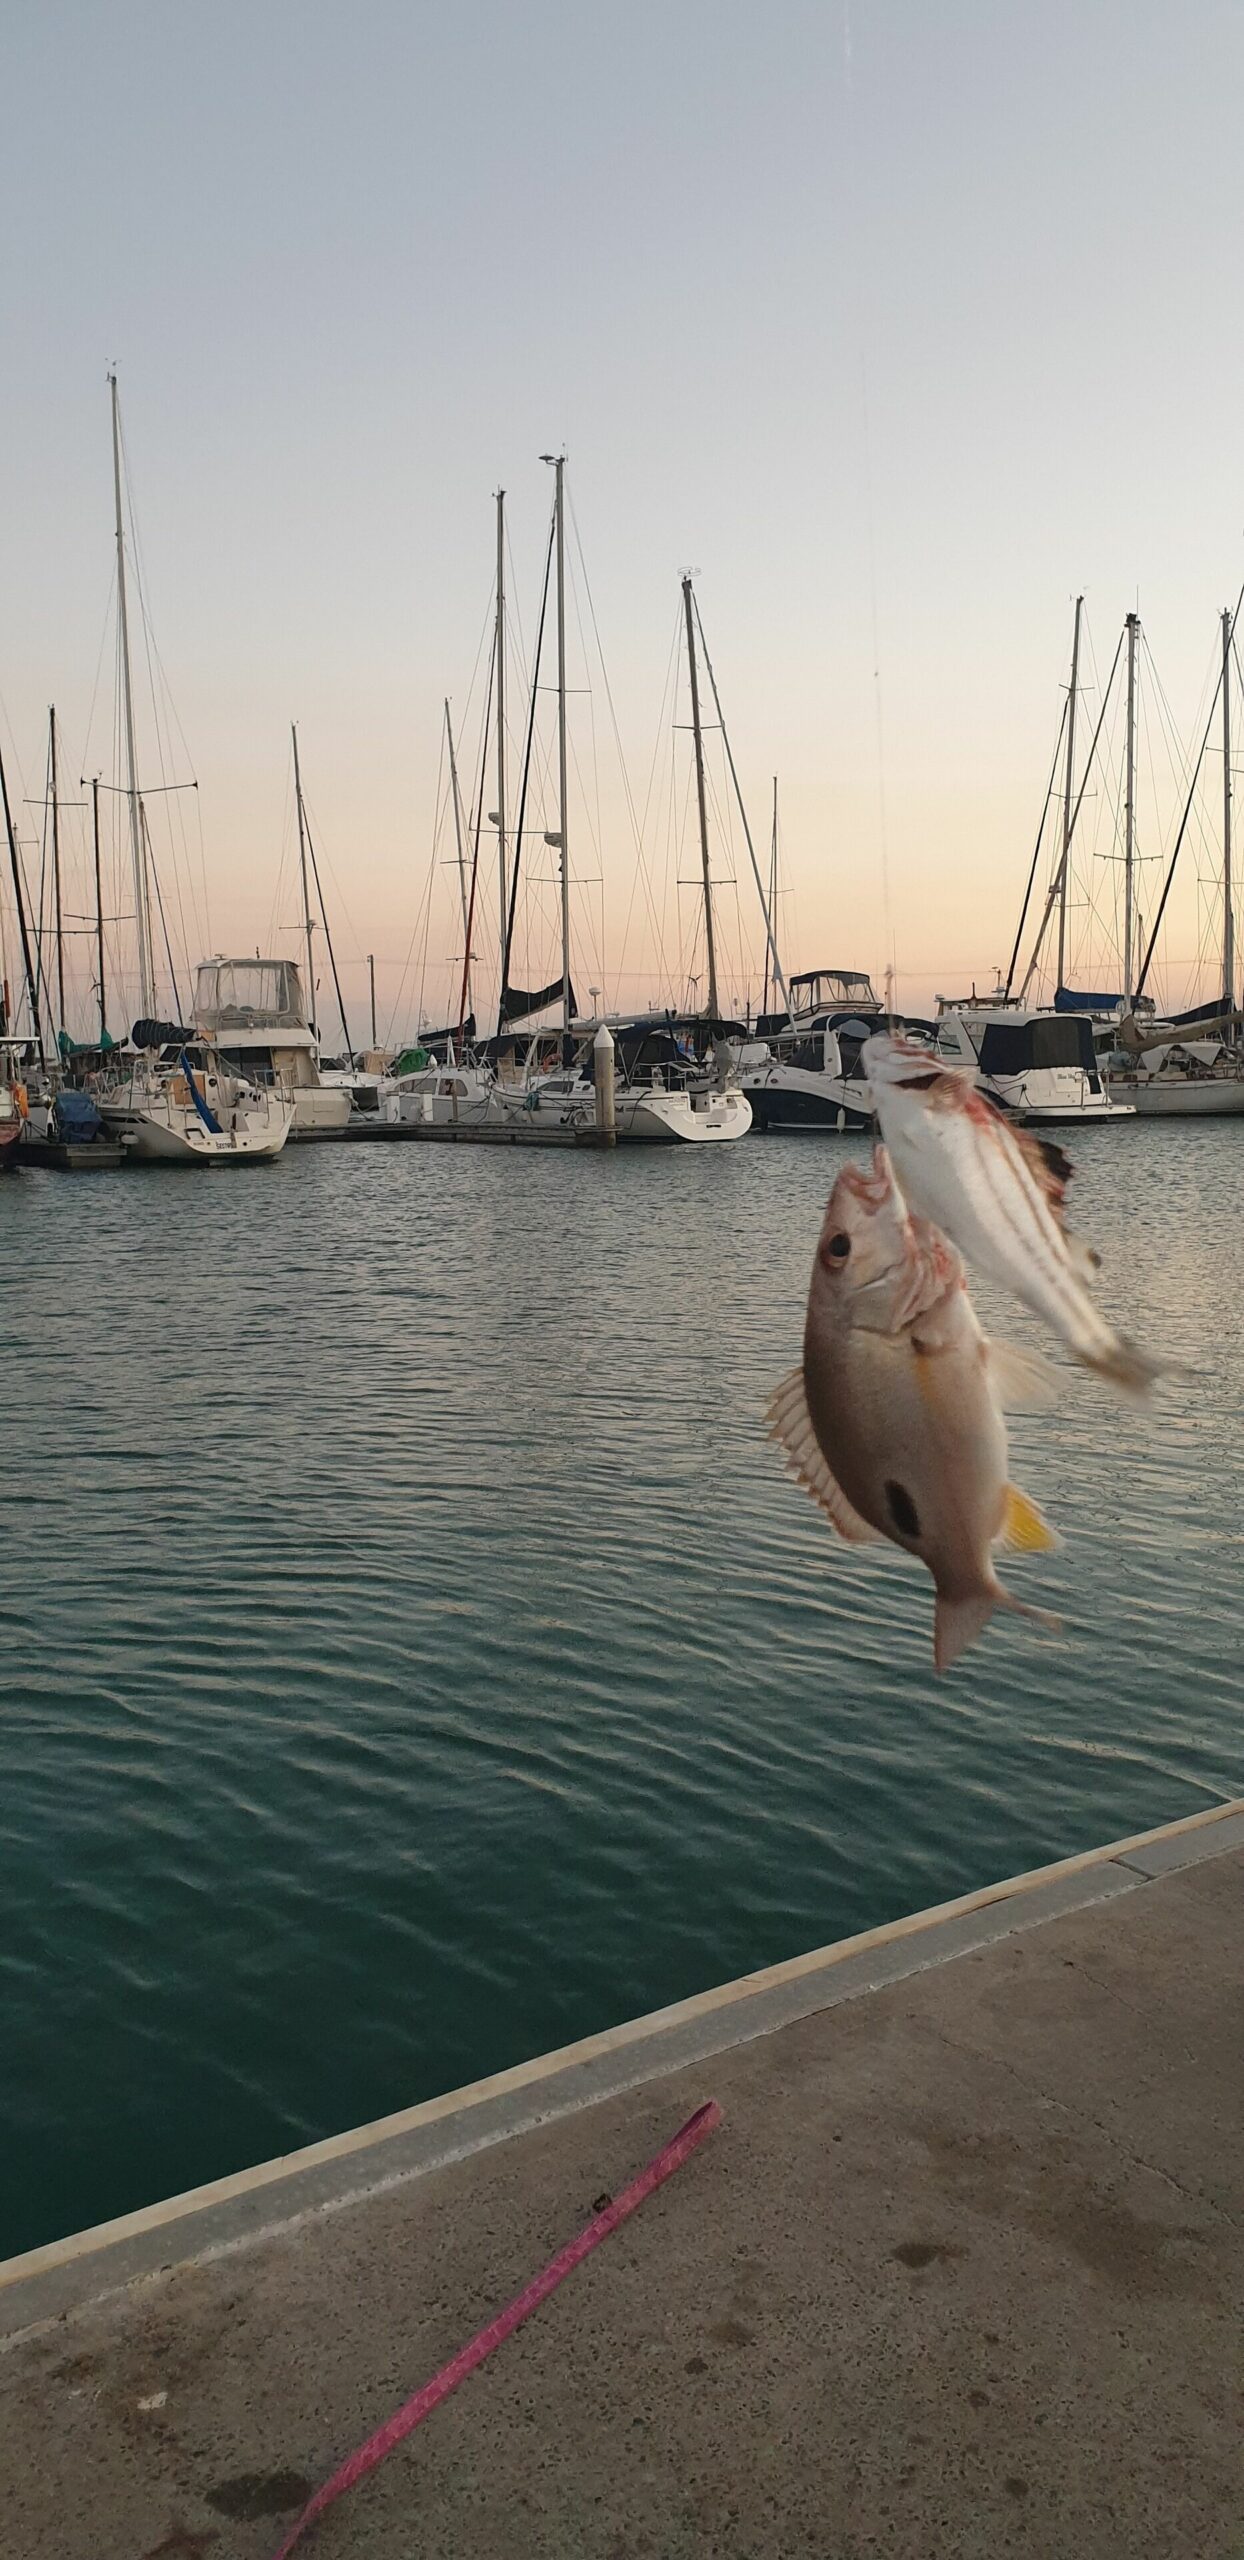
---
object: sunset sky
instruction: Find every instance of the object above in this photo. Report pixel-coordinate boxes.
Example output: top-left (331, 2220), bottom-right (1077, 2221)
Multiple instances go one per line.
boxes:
top-left (3, 1), bottom-right (1242, 1039)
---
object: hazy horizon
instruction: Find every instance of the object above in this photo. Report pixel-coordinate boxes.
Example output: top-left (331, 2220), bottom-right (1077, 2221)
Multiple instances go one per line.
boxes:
top-left (4, 1), bottom-right (1242, 1040)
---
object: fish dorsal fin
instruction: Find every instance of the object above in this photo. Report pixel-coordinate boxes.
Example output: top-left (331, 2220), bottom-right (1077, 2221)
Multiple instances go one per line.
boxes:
top-left (1010, 1124), bottom-right (1075, 1224)
top-left (986, 1338), bottom-right (1062, 1411)
top-left (765, 1368), bottom-right (882, 1545)
top-left (997, 1482), bottom-right (1062, 1554)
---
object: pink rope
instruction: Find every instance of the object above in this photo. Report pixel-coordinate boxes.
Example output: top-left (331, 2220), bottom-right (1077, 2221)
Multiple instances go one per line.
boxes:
top-left (272, 2097), bottom-right (722, 2558)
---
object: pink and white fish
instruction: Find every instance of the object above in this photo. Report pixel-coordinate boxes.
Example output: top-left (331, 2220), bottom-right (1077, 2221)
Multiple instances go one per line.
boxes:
top-left (862, 1031), bottom-right (1160, 1398)
top-left (768, 1144), bottom-right (1061, 1670)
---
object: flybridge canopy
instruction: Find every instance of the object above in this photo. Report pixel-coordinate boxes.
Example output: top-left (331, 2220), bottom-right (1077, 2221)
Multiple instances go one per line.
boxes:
top-left (194, 957), bottom-right (310, 1029)
top-left (789, 967), bottom-right (879, 1007)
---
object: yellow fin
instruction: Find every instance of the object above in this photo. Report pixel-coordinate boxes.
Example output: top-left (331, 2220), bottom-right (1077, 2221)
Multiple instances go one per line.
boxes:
top-left (999, 1482), bottom-right (1062, 1555)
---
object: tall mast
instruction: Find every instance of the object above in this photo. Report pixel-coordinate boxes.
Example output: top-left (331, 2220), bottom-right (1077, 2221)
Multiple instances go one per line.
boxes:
top-left (291, 723), bottom-right (316, 1032)
top-left (49, 705), bottom-right (65, 1039)
top-left (1123, 612), bottom-right (1138, 1006)
top-left (92, 775), bottom-right (107, 1040)
top-left (682, 574), bottom-right (719, 1019)
top-left (1056, 593), bottom-right (1083, 994)
top-left (1223, 605), bottom-right (1235, 1009)
top-left (0, 744), bottom-right (45, 1063)
top-left (543, 454), bottom-right (572, 1032)
top-left (110, 373), bottom-right (152, 1018)
top-left (495, 489), bottom-right (508, 993)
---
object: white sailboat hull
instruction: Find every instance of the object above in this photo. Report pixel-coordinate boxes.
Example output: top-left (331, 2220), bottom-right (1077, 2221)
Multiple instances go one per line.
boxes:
top-left (1115, 1076), bottom-right (1244, 1116)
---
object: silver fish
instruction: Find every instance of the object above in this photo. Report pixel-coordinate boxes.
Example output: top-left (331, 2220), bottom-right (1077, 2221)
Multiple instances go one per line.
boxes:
top-left (862, 1031), bottom-right (1160, 1398)
top-left (768, 1145), bottom-right (1061, 1670)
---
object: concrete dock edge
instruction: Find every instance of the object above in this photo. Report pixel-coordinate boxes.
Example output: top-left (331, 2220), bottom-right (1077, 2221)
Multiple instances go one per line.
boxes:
top-left (3, 1792), bottom-right (1241, 2342)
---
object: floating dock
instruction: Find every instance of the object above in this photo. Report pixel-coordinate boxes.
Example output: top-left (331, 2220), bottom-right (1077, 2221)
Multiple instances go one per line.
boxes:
top-left (2, 1797), bottom-right (1240, 2558)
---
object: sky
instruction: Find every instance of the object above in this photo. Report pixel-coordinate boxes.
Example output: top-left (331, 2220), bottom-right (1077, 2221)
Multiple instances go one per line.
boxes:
top-left (3, 0), bottom-right (1243, 1039)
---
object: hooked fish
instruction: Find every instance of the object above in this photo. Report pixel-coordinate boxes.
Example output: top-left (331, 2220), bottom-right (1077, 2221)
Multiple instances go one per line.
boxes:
top-left (862, 1031), bottom-right (1161, 1398)
top-left (768, 1144), bottom-right (1061, 1670)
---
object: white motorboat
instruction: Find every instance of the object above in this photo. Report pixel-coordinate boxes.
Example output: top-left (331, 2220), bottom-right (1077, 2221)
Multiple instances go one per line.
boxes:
top-left (744, 971), bottom-right (887, 1132)
top-left (493, 1018), bottom-right (752, 1143)
top-left (933, 1003), bottom-right (1131, 1123)
top-left (192, 957), bottom-right (351, 1136)
top-left (100, 1038), bottom-right (293, 1163)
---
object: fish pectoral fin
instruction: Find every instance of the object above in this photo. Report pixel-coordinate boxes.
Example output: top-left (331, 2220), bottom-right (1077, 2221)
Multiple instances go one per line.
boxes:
top-left (933, 1591), bottom-right (996, 1670)
top-left (986, 1338), bottom-right (1062, 1411)
top-left (765, 1368), bottom-right (882, 1546)
top-left (997, 1482), bottom-right (1063, 1554)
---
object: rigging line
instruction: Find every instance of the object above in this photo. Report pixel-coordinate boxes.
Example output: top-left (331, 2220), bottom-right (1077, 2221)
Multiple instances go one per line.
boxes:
top-left (1018, 623), bottom-right (1126, 1000)
top-left (389, 717), bottom-right (448, 1047)
top-left (458, 632), bottom-right (497, 1042)
top-left (0, 741), bottom-right (47, 1060)
top-left (502, 501), bottom-right (556, 1001)
top-left (691, 591), bottom-right (789, 1015)
top-left (1003, 690), bottom-right (1069, 998)
top-left (1135, 574), bottom-right (1244, 1002)
top-left (301, 797), bottom-right (354, 1057)
top-left (143, 806), bottom-right (185, 1020)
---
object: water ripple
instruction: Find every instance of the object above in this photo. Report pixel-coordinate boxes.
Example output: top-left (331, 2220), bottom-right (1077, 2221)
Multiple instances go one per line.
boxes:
top-left (2, 1123), bottom-right (1242, 2251)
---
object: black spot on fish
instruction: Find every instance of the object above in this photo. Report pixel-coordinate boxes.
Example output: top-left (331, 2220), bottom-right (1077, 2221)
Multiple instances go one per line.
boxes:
top-left (885, 1480), bottom-right (920, 1539)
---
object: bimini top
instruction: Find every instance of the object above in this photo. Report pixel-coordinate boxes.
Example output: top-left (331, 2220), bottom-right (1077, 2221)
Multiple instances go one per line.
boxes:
top-left (194, 957), bottom-right (309, 1030)
top-left (789, 967), bottom-right (879, 1006)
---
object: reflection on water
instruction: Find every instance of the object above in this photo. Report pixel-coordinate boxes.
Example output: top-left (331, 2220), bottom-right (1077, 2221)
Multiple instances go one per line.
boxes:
top-left (2, 1122), bottom-right (1241, 2252)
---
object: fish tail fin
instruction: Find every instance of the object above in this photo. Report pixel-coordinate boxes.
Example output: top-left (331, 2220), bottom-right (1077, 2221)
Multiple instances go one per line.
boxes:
top-left (933, 1591), bottom-right (997, 1670)
top-left (995, 1585), bottom-right (1064, 1642)
top-left (1080, 1332), bottom-right (1165, 1401)
top-left (934, 1578), bottom-right (1063, 1669)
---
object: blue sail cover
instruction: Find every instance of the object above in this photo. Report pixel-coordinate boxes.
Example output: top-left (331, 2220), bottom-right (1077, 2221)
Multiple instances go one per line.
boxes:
top-left (1054, 987), bottom-right (1123, 1013)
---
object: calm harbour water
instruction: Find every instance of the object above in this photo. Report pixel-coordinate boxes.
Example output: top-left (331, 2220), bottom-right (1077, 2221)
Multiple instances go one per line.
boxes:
top-left (2, 1122), bottom-right (1242, 2256)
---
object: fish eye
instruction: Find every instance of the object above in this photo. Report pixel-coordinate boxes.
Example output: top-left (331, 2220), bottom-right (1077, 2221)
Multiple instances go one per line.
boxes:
top-left (825, 1233), bottom-right (851, 1260)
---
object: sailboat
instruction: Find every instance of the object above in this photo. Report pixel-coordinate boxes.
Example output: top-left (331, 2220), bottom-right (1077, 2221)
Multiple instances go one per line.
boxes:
top-left (937, 597), bottom-right (1132, 1124)
top-left (491, 472), bottom-right (750, 1141)
top-left (1100, 601), bottom-right (1244, 1115)
top-left (92, 377), bottom-right (292, 1165)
